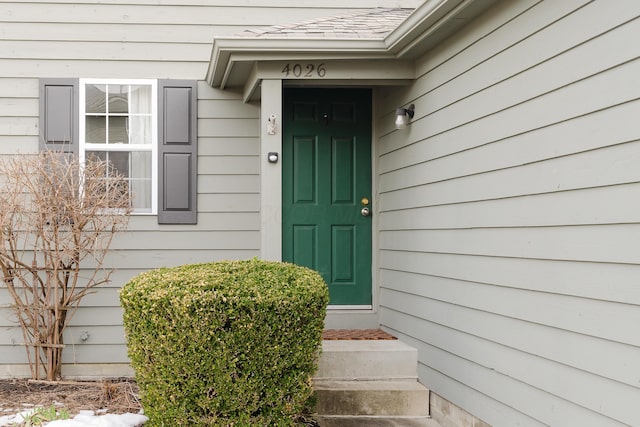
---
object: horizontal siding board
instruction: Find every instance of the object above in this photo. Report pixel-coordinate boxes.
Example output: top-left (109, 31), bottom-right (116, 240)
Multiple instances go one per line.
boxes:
top-left (97, 249), bottom-right (259, 269)
top-left (380, 225), bottom-right (640, 265)
top-left (64, 327), bottom-right (125, 346)
top-left (111, 231), bottom-right (259, 250)
top-left (0, 22), bottom-right (231, 44)
top-left (198, 175), bottom-right (259, 194)
top-left (128, 212), bottom-right (260, 230)
top-left (381, 314), bottom-right (631, 427)
top-left (0, 78), bottom-right (38, 97)
top-left (198, 155), bottom-right (259, 175)
top-left (74, 288), bottom-right (122, 307)
top-left (69, 308), bottom-right (123, 328)
top-left (0, 285), bottom-right (127, 306)
top-left (1, 343), bottom-right (128, 365)
top-left (0, 136), bottom-right (38, 153)
top-left (52, 248), bottom-right (260, 270)
top-left (198, 193), bottom-right (259, 212)
top-left (379, 183), bottom-right (640, 229)
top-left (0, 98), bottom-right (36, 116)
top-left (199, 118), bottom-right (259, 138)
top-left (0, 117), bottom-right (37, 136)
top-left (380, 269), bottom-right (640, 378)
top-left (198, 99), bottom-right (260, 119)
top-left (380, 140), bottom-right (640, 206)
top-left (0, 59), bottom-right (207, 79)
top-left (197, 82), bottom-right (246, 101)
top-left (198, 138), bottom-right (259, 156)
top-left (0, 41), bottom-right (210, 61)
top-left (0, 307), bottom-right (123, 328)
top-left (59, 345), bottom-right (129, 364)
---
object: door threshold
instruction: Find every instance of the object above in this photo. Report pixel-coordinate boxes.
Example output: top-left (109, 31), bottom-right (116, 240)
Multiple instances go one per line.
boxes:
top-left (327, 305), bottom-right (373, 311)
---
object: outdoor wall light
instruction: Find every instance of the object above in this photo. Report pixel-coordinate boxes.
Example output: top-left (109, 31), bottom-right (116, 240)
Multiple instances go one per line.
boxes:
top-left (395, 104), bottom-right (415, 129)
top-left (267, 152), bottom-right (279, 163)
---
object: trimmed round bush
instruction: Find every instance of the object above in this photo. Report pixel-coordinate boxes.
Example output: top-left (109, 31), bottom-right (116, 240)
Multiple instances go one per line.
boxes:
top-left (120, 259), bottom-right (329, 426)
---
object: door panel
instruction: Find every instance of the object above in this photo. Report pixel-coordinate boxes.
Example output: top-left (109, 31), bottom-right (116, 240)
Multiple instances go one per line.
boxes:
top-left (283, 88), bottom-right (372, 306)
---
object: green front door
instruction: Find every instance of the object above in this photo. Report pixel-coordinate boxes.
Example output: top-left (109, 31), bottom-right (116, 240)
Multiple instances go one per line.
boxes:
top-left (282, 88), bottom-right (372, 306)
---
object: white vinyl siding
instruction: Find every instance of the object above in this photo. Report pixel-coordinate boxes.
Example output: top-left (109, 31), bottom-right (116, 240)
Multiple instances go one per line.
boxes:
top-left (377, 0), bottom-right (640, 425)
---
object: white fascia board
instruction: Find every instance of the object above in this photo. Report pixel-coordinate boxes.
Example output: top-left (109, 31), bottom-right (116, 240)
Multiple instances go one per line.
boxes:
top-left (386, 0), bottom-right (499, 58)
top-left (385, 0), bottom-right (464, 54)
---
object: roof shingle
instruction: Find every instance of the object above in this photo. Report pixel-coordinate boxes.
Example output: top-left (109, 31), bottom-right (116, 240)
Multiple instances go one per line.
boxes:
top-left (236, 8), bottom-right (414, 39)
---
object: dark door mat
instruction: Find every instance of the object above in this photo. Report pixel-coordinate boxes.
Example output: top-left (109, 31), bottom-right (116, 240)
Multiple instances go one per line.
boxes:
top-left (322, 329), bottom-right (397, 340)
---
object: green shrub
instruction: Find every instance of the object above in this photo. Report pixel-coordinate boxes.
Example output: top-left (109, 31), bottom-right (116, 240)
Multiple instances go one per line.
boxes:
top-left (120, 259), bottom-right (329, 427)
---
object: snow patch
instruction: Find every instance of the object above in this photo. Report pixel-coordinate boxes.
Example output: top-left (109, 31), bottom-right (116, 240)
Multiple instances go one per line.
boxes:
top-left (0, 409), bottom-right (147, 427)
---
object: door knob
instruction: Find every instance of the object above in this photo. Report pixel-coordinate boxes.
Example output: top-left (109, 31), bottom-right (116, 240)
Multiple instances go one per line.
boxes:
top-left (361, 207), bottom-right (370, 217)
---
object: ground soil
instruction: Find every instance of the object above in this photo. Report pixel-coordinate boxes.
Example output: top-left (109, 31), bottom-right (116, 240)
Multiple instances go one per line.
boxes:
top-left (0, 378), bottom-right (142, 415)
top-left (0, 379), bottom-right (319, 425)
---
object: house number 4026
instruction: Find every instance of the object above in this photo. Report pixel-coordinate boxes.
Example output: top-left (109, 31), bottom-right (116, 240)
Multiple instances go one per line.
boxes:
top-left (281, 63), bottom-right (326, 78)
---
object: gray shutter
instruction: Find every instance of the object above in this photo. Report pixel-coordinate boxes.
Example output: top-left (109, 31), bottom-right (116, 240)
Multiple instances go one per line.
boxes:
top-left (158, 80), bottom-right (198, 224)
top-left (39, 78), bottom-right (79, 154)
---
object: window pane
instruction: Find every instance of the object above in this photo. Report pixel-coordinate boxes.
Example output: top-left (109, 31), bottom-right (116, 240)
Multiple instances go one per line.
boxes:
top-left (129, 116), bottom-right (152, 145)
top-left (87, 150), bottom-right (151, 211)
top-left (129, 85), bottom-right (152, 114)
top-left (86, 116), bottom-right (106, 144)
top-left (109, 117), bottom-right (128, 144)
top-left (86, 84), bottom-right (106, 114)
top-left (108, 151), bottom-right (130, 176)
top-left (130, 151), bottom-right (151, 211)
top-left (130, 151), bottom-right (151, 180)
top-left (108, 85), bottom-right (129, 114)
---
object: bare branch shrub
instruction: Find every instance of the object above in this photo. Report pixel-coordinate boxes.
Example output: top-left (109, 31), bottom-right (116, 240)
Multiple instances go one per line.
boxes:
top-left (0, 151), bottom-right (132, 380)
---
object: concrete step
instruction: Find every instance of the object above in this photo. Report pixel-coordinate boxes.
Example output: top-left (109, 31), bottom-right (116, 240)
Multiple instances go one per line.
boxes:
top-left (313, 380), bottom-right (429, 417)
top-left (316, 415), bottom-right (439, 427)
top-left (316, 340), bottom-right (419, 381)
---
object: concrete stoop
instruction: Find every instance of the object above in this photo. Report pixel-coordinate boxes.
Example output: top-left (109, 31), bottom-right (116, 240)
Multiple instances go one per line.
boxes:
top-left (313, 339), bottom-right (434, 427)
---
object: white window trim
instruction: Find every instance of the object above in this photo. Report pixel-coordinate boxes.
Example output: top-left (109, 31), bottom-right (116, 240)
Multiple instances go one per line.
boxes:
top-left (79, 78), bottom-right (158, 215)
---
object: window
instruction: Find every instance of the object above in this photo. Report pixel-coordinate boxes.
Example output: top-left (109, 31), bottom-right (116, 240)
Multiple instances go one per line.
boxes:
top-left (79, 79), bottom-right (157, 214)
top-left (40, 78), bottom-right (198, 224)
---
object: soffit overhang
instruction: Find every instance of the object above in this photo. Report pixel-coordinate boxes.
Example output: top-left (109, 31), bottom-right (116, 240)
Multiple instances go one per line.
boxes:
top-left (206, 0), bottom-right (499, 101)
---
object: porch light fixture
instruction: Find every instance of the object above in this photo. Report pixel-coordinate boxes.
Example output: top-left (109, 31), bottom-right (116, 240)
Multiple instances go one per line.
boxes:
top-left (395, 104), bottom-right (415, 129)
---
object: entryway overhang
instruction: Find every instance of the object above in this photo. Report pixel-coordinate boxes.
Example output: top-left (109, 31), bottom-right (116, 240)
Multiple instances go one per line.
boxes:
top-left (206, 0), bottom-right (500, 101)
top-left (204, 0), bottom-right (500, 321)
